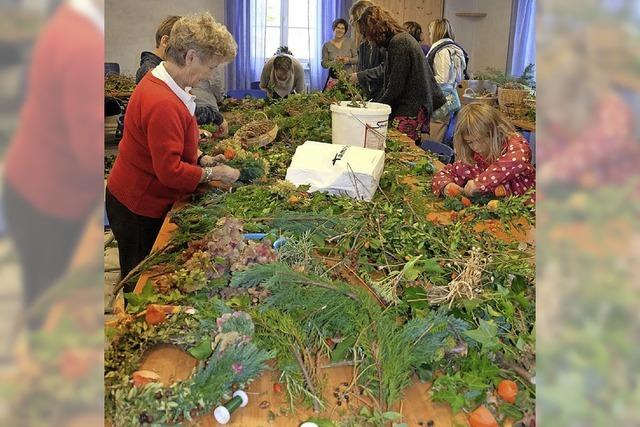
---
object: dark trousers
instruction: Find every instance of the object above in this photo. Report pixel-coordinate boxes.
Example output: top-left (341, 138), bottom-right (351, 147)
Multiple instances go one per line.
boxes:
top-left (105, 189), bottom-right (164, 294)
top-left (3, 181), bottom-right (85, 328)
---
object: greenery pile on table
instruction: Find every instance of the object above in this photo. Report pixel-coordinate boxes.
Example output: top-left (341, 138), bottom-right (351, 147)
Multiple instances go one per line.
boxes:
top-left (106, 92), bottom-right (536, 426)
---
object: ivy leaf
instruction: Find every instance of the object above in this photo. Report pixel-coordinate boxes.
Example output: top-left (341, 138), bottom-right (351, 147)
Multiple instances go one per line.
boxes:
top-left (433, 386), bottom-right (466, 413)
top-left (499, 403), bottom-right (523, 420)
top-left (464, 319), bottom-right (501, 352)
top-left (188, 337), bottom-right (213, 360)
top-left (124, 280), bottom-right (155, 313)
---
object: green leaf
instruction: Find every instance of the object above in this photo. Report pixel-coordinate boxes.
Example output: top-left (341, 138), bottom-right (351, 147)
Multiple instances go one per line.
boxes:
top-left (402, 255), bottom-right (424, 281)
top-left (463, 319), bottom-right (501, 352)
top-left (498, 403), bottom-right (523, 419)
top-left (331, 336), bottom-right (355, 362)
top-left (404, 287), bottom-right (429, 310)
top-left (420, 258), bottom-right (445, 275)
top-left (359, 406), bottom-right (371, 417)
top-left (382, 411), bottom-right (402, 421)
top-left (433, 386), bottom-right (466, 414)
top-left (188, 337), bottom-right (213, 360)
top-left (486, 305), bottom-right (502, 317)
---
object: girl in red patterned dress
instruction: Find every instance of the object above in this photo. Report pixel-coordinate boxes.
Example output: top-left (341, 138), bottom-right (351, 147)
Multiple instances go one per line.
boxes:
top-left (432, 103), bottom-right (535, 203)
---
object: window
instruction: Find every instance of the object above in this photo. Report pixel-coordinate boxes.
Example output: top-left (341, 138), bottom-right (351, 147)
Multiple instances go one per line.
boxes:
top-left (264, 0), bottom-right (317, 65)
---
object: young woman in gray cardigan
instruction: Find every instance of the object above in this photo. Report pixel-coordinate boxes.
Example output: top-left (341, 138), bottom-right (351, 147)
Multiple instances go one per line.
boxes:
top-left (355, 6), bottom-right (445, 141)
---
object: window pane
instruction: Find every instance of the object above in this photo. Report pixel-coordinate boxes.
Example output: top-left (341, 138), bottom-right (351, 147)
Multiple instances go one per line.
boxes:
top-left (288, 0), bottom-right (309, 28)
top-left (265, 27), bottom-right (281, 57)
top-left (287, 28), bottom-right (310, 60)
top-left (266, 0), bottom-right (281, 26)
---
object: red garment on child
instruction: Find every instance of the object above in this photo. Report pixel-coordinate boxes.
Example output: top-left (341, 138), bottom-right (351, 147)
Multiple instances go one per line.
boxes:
top-left (432, 134), bottom-right (535, 203)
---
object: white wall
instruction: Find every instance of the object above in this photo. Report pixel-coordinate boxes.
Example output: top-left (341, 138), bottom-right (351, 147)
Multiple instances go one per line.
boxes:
top-left (105, 0), bottom-right (226, 81)
top-left (444, 0), bottom-right (513, 75)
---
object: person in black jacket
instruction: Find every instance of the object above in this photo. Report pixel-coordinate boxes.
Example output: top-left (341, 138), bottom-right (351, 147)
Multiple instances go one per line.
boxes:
top-left (355, 5), bottom-right (445, 141)
top-left (135, 15), bottom-right (227, 134)
top-left (348, 0), bottom-right (384, 100)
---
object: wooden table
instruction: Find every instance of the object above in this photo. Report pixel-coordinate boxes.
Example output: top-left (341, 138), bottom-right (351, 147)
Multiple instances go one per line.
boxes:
top-left (128, 134), bottom-right (470, 426)
top-left (133, 206), bottom-right (469, 427)
top-left (124, 131), bottom-right (532, 426)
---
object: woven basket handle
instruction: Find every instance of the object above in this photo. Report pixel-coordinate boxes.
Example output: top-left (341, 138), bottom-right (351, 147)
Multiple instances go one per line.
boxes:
top-left (253, 111), bottom-right (269, 121)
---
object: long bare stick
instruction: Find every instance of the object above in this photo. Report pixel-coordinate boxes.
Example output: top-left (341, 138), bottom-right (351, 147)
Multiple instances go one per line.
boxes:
top-left (292, 347), bottom-right (322, 413)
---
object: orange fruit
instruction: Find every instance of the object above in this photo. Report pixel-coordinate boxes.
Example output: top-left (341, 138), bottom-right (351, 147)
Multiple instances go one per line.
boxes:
top-left (224, 148), bottom-right (237, 160)
top-left (468, 405), bottom-right (499, 427)
top-left (494, 185), bottom-right (507, 197)
top-left (497, 379), bottom-right (518, 404)
top-left (461, 196), bottom-right (472, 207)
top-left (445, 186), bottom-right (461, 197)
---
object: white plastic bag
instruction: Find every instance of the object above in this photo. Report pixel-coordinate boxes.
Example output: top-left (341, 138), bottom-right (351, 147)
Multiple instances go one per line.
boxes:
top-left (285, 141), bottom-right (385, 202)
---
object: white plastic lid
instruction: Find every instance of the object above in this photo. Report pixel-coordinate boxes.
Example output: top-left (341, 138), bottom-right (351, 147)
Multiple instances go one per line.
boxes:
top-left (233, 390), bottom-right (249, 407)
top-left (213, 406), bottom-right (230, 424)
top-left (300, 423), bottom-right (320, 427)
top-left (330, 101), bottom-right (391, 115)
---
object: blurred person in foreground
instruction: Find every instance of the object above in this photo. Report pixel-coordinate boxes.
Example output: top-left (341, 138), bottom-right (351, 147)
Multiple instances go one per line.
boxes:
top-left (355, 5), bottom-right (445, 142)
top-left (135, 14), bottom-right (228, 135)
top-left (2, 0), bottom-right (104, 329)
top-left (106, 12), bottom-right (240, 294)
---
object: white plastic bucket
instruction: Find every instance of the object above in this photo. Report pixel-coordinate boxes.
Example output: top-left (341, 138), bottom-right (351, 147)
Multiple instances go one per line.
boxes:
top-left (330, 101), bottom-right (392, 150)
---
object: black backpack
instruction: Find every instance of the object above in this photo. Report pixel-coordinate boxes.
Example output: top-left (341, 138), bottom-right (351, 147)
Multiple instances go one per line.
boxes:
top-left (426, 40), bottom-right (470, 80)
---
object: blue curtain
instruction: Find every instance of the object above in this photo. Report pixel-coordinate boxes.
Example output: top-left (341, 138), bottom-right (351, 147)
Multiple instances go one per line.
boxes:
top-left (310, 0), bottom-right (353, 91)
top-left (510, 0), bottom-right (536, 76)
top-left (226, 0), bottom-right (266, 90)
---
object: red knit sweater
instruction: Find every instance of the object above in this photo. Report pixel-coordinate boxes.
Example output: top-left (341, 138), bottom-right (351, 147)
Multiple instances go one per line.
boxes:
top-left (4, 5), bottom-right (103, 221)
top-left (106, 73), bottom-right (202, 218)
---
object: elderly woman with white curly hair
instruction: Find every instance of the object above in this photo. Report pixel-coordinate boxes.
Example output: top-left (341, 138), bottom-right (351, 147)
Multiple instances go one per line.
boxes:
top-left (106, 12), bottom-right (239, 290)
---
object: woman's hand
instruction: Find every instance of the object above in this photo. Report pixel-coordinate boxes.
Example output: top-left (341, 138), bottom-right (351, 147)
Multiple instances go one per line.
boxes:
top-left (463, 180), bottom-right (480, 197)
top-left (349, 73), bottom-right (359, 85)
top-left (199, 154), bottom-right (227, 167)
top-left (199, 129), bottom-right (212, 141)
top-left (211, 165), bottom-right (241, 184)
top-left (213, 119), bottom-right (229, 138)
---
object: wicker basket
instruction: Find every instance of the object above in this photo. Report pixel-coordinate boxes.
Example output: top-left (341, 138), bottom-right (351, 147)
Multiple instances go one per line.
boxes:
top-left (234, 112), bottom-right (278, 148)
top-left (523, 98), bottom-right (536, 109)
top-left (462, 88), bottom-right (497, 106)
top-left (497, 86), bottom-right (529, 109)
top-left (500, 104), bottom-right (529, 120)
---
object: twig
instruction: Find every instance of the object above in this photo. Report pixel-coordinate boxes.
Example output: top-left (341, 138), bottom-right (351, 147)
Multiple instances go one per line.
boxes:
top-left (495, 352), bottom-right (534, 384)
top-left (107, 244), bottom-right (175, 308)
top-left (292, 347), bottom-right (322, 413)
top-left (342, 264), bottom-right (386, 307)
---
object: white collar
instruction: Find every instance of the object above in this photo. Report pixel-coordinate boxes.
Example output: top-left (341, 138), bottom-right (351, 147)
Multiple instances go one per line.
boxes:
top-left (152, 62), bottom-right (196, 116)
top-left (68, 0), bottom-right (104, 33)
top-left (428, 38), bottom-right (456, 53)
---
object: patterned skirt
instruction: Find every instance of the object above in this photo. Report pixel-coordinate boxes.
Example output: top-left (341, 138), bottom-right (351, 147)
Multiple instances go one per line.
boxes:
top-left (391, 105), bottom-right (430, 142)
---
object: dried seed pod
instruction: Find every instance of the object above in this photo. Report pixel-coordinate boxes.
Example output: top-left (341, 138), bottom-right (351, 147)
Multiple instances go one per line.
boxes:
top-left (259, 400), bottom-right (271, 409)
